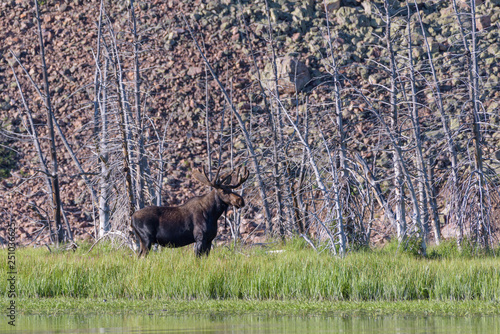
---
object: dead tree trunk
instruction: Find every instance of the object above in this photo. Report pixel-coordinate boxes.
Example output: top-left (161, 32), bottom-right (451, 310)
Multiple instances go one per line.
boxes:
top-left (108, 24), bottom-right (136, 217)
top-left (468, 0), bottom-right (490, 248)
top-left (384, 0), bottom-right (407, 243)
top-left (413, 0), bottom-right (460, 245)
top-left (98, 59), bottom-right (111, 237)
top-left (35, 0), bottom-right (63, 245)
top-left (264, 0), bottom-right (286, 237)
top-left (130, 0), bottom-right (148, 209)
top-left (405, 0), bottom-right (438, 243)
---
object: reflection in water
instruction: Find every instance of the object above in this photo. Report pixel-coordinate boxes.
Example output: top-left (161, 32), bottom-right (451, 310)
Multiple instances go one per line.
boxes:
top-left (2, 313), bottom-right (500, 333)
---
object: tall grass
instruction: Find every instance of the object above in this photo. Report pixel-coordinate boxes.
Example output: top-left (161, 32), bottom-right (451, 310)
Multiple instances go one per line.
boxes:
top-left (2, 240), bottom-right (499, 301)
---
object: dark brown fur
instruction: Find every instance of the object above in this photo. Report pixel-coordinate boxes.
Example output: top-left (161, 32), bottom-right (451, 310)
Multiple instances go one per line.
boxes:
top-left (131, 167), bottom-right (248, 257)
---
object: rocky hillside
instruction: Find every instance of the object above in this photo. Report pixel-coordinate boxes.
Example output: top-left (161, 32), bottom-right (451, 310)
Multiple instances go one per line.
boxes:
top-left (1, 0), bottom-right (499, 247)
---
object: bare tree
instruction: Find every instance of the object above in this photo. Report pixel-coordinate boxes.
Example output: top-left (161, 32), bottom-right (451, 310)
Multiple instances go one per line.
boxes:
top-left (404, 0), bottom-right (440, 244)
top-left (34, 0), bottom-right (63, 245)
top-left (412, 0), bottom-right (461, 245)
top-left (384, 0), bottom-right (408, 243)
top-left (452, 0), bottom-right (492, 248)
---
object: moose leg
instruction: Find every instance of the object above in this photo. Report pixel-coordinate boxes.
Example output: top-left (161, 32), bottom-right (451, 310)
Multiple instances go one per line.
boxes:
top-left (195, 240), bottom-right (212, 257)
top-left (136, 234), bottom-right (147, 258)
top-left (136, 235), bottom-right (152, 258)
top-left (133, 227), bottom-right (152, 258)
top-left (131, 226), bottom-right (143, 257)
top-left (201, 241), bottom-right (212, 256)
top-left (194, 240), bottom-right (203, 257)
top-left (140, 238), bottom-right (152, 257)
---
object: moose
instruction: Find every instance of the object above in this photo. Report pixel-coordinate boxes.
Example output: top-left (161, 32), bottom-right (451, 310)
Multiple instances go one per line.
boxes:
top-left (131, 166), bottom-right (249, 257)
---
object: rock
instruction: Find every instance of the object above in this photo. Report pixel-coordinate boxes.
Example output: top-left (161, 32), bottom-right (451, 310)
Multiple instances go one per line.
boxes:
top-left (412, 46), bottom-right (425, 59)
top-left (1, 101), bottom-right (11, 111)
top-left (457, 0), bottom-right (483, 8)
top-left (336, 7), bottom-right (359, 26)
top-left (361, 1), bottom-right (372, 15)
top-left (270, 8), bottom-right (281, 22)
top-left (324, 0), bottom-right (341, 11)
top-left (492, 12), bottom-right (500, 24)
top-left (262, 56), bottom-right (311, 94)
top-left (358, 67), bottom-right (368, 79)
top-left (426, 37), bottom-right (440, 53)
top-left (292, 7), bottom-right (305, 21)
top-left (187, 66), bottom-right (203, 77)
top-left (368, 73), bottom-right (383, 84)
top-left (485, 57), bottom-right (496, 66)
top-left (292, 32), bottom-right (302, 42)
top-left (487, 101), bottom-right (499, 114)
top-left (476, 15), bottom-right (491, 30)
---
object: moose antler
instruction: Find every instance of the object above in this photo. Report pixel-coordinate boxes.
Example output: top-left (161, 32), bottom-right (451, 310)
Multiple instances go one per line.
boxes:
top-left (216, 169), bottom-right (234, 187)
top-left (193, 166), bottom-right (249, 189)
top-left (221, 167), bottom-right (249, 189)
top-left (193, 166), bottom-right (220, 187)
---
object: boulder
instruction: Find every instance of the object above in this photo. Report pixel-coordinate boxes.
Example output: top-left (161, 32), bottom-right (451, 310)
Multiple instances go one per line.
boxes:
top-left (324, 0), bottom-right (342, 12)
top-left (262, 56), bottom-right (311, 94)
top-left (476, 15), bottom-right (491, 30)
top-left (458, 0), bottom-right (484, 8)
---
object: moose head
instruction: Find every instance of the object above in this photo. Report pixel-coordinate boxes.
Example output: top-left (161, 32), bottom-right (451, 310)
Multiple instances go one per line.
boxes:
top-left (192, 166), bottom-right (249, 209)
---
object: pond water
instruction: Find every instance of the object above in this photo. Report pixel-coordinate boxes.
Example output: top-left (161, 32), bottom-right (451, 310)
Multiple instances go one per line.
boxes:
top-left (2, 313), bottom-right (500, 333)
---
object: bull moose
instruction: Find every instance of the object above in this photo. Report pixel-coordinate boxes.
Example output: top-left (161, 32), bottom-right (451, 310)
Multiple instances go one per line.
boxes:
top-left (131, 166), bottom-right (249, 257)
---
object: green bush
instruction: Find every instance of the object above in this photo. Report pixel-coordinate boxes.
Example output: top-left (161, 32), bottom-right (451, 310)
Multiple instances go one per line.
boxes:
top-left (0, 145), bottom-right (16, 179)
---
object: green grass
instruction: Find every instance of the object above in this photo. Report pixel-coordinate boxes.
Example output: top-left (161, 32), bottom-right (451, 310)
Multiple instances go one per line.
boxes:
top-left (12, 298), bottom-right (500, 316)
top-left (2, 239), bottom-right (500, 305)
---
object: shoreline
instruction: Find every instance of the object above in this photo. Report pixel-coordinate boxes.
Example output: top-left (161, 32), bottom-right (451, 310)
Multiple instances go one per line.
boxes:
top-left (12, 298), bottom-right (500, 316)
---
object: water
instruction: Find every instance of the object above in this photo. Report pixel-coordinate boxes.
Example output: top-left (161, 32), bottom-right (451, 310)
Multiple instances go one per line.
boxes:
top-left (2, 313), bottom-right (500, 333)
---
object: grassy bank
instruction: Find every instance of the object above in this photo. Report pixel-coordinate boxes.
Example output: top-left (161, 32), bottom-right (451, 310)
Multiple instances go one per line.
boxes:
top-left (12, 298), bottom-right (500, 316)
top-left (2, 240), bottom-right (500, 314)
